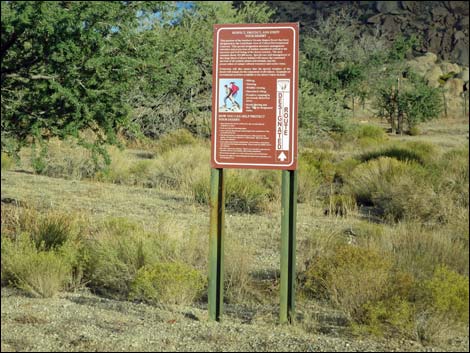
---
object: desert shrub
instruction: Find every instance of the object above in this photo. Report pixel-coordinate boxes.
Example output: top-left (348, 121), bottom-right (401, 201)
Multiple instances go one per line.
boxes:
top-left (303, 245), bottom-right (393, 321)
top-left (301, 241), bottom-right (426, 335)
top-left (1, 233), bottom-right (75, 297)
top-left (224, 237), bottom-right (255, 303)
top-left (95, 146), bottom-right (139, 184)
top-left (225, 170), bottom-right (273, 213)
top-left (297, 155), bottom-right (322, 204)
top-left (129, 262), bottom-right (206, 305)
top-left (29, 138), bottom-right (101, 179)
top-left (369, 222), bottom-right (469, 279)
top-left (433, 147), bottom-right (469, 208)
top-left (422, 266), bottom-right (469, 324)
top-left (359, 141), bottom-right (437, 166)
top-left (31, 213), bottom-right (73, 251)
top-left (408, 126), bottom-right (420, 136)
top-left (1, 152), bottom-right (14, 171)
top-left (192, 167), bottom-right (280, 213)
top-left (415, 266), bottom-right (469, 343)
top-left (300, 149), bottom-right (337, 183)
top-left (348, 221), bottom-right (385, 241)
top-left (151, 144), bottom-right (210, 190)
top-left (154, 129), bottom-right (198, 154)
top-left (83, 218), bottom-right (171, 298)
top-left (324, 194), bottom-right (357, 217)
top-left (344, 124), bottom-right (388, 148)
top-left (359, 295), bottom-right (416, 337)
top-left (346, 157), bottom-right (446, 222)
top-left (333, 158), bottom-right (361, 184)
top-left (354, 125), bottom-right (387, 141)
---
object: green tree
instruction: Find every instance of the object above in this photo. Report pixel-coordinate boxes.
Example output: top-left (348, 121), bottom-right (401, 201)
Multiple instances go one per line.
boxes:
top-left (126, 1), bottom-right (274, 139)
top-left (1, 1), bottom-right (171, 156)
top-left (374, 68), bottom-right (442, 134)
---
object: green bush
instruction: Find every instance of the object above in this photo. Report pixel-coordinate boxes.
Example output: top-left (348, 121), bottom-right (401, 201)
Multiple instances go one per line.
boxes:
top-left (303, 245), bottom-right (393, 321)
top-left (434, 147), bottom-right (469, 208)
top-left (300, 149), bottom-right (337, 183)
top-left (192, 168), bottom-right (280, 213)
top-left (297, 157), bottom-right (322, 203)
top-left (1, 233), bottom-right (74, 297)
top-left (347, 221), bottom-right (385, 240)
top-left (334, 158), bottom-right (361, 184)
top-left (415, 266), bottom-right (469, 344)
top-left (225, 171), bottom-right (274, 213)
top-left (360, 296), bottom-right (416, 337)
top-left (299, 81), bottom-right (350, 135)
top-left (155, 129), bottom-right (197, 154)
top-left (151, 144), bottom-right (210, 190)
top-left (408, 126), bottom-right (420, 136)
top-left (354, 125), bottom-right (386, 140)
top-left (129, 262), bottom-right (206, 305)
top-left (422, 266), bottom-right (469, 324)
top-left (83, 218), bottom-right (169, 298)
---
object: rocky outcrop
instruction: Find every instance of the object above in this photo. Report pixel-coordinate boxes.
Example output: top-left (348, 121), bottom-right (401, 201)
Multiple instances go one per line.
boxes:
top-left (407, 52), bottom-right (469, 116)
top-left (265, 1), bottom-right (469, 66)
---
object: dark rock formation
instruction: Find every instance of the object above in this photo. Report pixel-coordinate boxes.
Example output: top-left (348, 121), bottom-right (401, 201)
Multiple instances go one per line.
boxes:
top-left (260, 1), bottom-right (469, 66)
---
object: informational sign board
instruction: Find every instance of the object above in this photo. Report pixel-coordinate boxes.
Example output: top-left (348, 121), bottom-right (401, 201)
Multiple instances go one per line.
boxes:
top-left (211, 23), bottom-right (299, 170)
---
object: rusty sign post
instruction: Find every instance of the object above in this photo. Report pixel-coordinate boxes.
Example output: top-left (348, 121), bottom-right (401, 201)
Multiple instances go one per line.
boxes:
top-left (209, 23), bottom-right (299, 323)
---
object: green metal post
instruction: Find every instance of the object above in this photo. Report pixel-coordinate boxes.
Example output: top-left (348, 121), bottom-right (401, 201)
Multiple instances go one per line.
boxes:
top-left (208, 168), bottom-right (225, 321)
top-left (280, 169), bottom-right (297, 323)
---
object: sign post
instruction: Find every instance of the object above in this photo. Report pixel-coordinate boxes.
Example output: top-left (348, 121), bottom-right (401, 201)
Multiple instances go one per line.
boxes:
top-left (280, 169), bottom-right (297, 323)
top-left (210, 23), bottom-right (299, 323)
top-left (208, 168), bottom-right (225, 321)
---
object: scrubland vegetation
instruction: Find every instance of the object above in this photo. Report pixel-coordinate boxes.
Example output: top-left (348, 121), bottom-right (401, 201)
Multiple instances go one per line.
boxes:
top-left (2, 119), bottom-right (468, 348)
top-left (1, 1), bottom-right (469, 351)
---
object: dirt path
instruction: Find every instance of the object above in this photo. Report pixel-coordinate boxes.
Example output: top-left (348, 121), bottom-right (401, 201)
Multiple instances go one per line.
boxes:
top-left (3, 288), bottom-right (468, 352)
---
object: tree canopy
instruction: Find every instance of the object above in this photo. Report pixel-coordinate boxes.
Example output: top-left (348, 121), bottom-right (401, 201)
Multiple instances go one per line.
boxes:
top-left (1, 1), bottom-right (170, 153)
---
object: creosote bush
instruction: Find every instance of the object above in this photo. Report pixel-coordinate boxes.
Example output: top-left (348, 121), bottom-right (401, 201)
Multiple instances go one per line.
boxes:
top-left (303, 245), bottom-right (393, 322)
top-left (129, 262), bottom-right (206, 305)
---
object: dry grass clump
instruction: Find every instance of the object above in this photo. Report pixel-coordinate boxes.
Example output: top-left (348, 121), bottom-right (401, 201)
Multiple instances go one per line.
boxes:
top-left (368, 222), bottom-right (469, 279)
top-left (346, 157), bottom-right (451, 222)
top-left (82, 218), bottom-right (172, 299)
top-left (1, 206), bottom-right (84, 297)
top-left (1, 234), bottom-right (75, 298)
top-left (27, 138), bottom-right (101, 179)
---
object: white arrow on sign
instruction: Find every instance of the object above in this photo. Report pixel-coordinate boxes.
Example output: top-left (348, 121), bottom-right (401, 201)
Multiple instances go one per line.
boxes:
top-left (278, 152), bottom-right (287, 162)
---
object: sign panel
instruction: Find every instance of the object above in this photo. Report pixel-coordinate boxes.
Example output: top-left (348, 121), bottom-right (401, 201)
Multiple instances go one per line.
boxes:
top-left (211, 23), bottom-right (299, 170)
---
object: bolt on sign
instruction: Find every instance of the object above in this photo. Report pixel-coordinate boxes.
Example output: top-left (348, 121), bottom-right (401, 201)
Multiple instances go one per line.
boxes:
top-left (211, 23), bottom-right (299, 170)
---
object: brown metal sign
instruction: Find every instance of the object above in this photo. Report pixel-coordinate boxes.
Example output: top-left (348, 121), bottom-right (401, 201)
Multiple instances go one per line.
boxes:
top-left (211, 23), bottom-right (299, 170)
